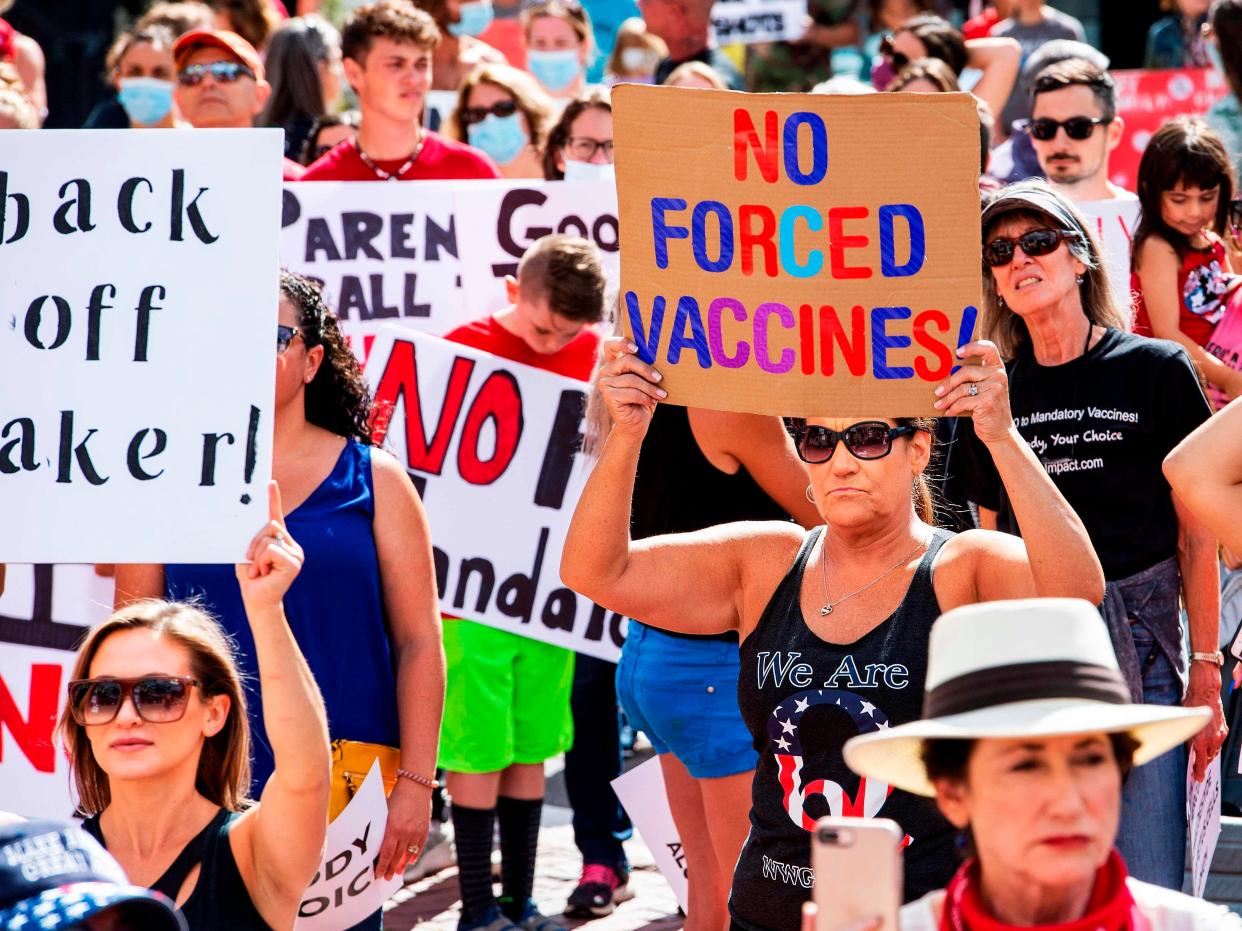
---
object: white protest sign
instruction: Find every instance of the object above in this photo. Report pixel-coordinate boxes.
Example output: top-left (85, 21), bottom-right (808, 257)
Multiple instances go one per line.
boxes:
top-left (1187, 753), bottom-right (1222, 898)
top-left (0, 130), bottom-right (279, 563)
top-left (711, 0), bottom-right (806, 44)
top-left (296, 760), bottom-right (401, 928)
top-left (455, 179), bottom-right (620, 318)
top-left (0, 564), bottom-right (116, 818)
top-left (1075, 197), bottom-right (1141, 317)
top-left (611, 757), bottom-right (688, 911)
top-left (424, 89), bottom-right (459, 134)
top-left (364, 326), bottom-right (625, 662)
top-left (280, 181), bottom-right (468, 359)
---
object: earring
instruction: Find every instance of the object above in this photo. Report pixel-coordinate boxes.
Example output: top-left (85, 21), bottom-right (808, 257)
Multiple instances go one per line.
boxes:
top-left (997, 295), bottom-right (1005, 308)
top-left (1076, 275), bottom-right (1084, 285)
top-left (305, 373), bottom-right (314, 384)
top-left (805, 484), bottom-right (815, 504)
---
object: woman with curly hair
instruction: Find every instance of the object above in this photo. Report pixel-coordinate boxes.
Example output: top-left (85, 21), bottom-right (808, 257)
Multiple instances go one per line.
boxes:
top-left (115, 271), bottom-right (446, 927)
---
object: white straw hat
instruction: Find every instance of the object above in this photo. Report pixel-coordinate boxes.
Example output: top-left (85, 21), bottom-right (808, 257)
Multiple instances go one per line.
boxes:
top-left (843, 598), bottom-right (1210, 798)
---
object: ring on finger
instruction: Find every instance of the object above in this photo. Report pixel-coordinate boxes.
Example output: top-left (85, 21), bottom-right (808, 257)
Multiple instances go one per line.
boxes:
top-left (967, 383), bottom-right (978, 397)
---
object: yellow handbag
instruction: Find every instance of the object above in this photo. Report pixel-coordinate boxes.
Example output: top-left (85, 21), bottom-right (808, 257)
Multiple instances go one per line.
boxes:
top-left (329, 739), bottom-right (400, 821)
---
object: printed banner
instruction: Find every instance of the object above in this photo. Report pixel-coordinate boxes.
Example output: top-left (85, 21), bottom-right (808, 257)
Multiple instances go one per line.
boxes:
top-left (296, 760), bottom-right (402, 928)
top-left (455, 179), bottom-right (620, 319)
top-left (0, 129), bottom-right (280, 563)
top-left (1109, 68), bottom-right (1229, 192)
top-left (364, 326), bottom-right (625, 662)
top-left (280, 181), bottom-right (468, 358)
top-left (612, 757), bottom-right (688, 911)
top-left (613, 86), bottom-right (982, 417)
top-left (712, 0), bottom-right (807, 44)
top-left (1075, 197), bottom-right (1141, 316)
top-left (0, 564), bottom-right (116, 818)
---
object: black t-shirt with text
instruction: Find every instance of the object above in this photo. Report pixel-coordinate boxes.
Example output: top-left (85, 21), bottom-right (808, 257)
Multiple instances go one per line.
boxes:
top-left (959, 328), bottom-right (1211, 580)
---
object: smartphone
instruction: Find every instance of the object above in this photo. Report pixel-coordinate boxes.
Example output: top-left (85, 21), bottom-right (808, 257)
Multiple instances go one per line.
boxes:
top-left (812, 817), bottom-right (903, 931)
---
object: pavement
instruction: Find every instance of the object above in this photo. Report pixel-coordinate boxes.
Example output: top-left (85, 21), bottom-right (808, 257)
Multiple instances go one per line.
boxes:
top-left (383, 747), bottom-right (684, 931)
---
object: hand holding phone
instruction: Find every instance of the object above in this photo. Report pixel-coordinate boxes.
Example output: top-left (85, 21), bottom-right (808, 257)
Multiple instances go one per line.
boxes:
top-left (812, 817), bottom-right (902, 931)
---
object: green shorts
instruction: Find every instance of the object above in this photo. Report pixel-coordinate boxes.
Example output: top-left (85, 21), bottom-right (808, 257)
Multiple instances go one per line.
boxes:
top-left (439, 619), bottom-right (575, 773)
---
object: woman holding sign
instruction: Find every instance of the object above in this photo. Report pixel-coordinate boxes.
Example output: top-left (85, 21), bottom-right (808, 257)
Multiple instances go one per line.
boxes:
top-left (61, 483), bottom-right (330, 930)
top-left (562, 331), bottom-right (1104, 930)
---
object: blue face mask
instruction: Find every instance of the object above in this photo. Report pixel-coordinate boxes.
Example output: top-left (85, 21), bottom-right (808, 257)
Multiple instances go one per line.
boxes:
top-left (450, 0), bottom-right (494, 37)
top-left (526, 49), bottom-right (582, 93)
top-left (118, 77), bottom-right (174, 126)
top-left (467, 111), bottom-right (529, 165)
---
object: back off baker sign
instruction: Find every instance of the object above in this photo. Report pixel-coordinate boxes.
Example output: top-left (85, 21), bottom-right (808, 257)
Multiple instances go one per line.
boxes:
top-left (0, 130), bottom-right (282, 562)
top-left (613, 86), bottom-right (983, 417)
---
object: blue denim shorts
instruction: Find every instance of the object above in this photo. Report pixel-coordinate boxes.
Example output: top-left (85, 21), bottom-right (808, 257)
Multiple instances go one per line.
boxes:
top-left (615, 621), bottom-right (757, 778)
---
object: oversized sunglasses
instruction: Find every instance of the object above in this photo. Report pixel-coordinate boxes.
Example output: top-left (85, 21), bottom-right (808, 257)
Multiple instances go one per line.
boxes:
top-left (460, 99), bottom-right (518, 126)
top-left (878, 35), bottom-right (909, 71)
top-left (1015, 116), bottom-right (1110, 141)
top-left (68, 676), bottom-right (201, 726)
top-left (792, 421), bottom-right (919, 464)
top-left (984, 228), bottom-right (1079, 267)
top-left (178, 61), bottom-right (256, 86)
top-left (277, 324), bottom-right (301, 353)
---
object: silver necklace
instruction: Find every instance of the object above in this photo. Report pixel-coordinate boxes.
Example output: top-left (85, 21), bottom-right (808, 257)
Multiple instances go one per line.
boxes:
top-left (355, 134), bottom-right (424, 181)
top-left (818, 534), bottom-right (928, 616)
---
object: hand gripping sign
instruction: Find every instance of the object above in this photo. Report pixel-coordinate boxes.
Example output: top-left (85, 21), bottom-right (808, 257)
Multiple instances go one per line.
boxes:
top-left (613, 86), bottom-right (983, 417)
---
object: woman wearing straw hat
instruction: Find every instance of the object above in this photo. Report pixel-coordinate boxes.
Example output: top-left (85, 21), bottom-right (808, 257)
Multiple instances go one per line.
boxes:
top-left (845, 598), bottom-right (1238, 930)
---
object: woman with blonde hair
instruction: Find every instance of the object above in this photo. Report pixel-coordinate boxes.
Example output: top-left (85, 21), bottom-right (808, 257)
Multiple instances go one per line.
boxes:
top-left (62, 485), bottom-right (330, 930)
top-left (451, 62), bottom-right (553, 178)
top-left (664, 60), bottom-right (727, 89)
top-left (521, 0), bottom-right (593, 99)
top-left (604, 17), bottom-right (665, 85)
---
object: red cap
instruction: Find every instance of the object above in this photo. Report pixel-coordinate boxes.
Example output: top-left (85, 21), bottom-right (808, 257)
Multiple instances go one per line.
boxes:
top-left (173, 29), bottom-right (264, 81)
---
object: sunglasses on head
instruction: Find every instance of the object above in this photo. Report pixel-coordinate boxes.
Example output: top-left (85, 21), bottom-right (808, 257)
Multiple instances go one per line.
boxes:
top-left (68, 676), bottom-right (201, 726)
top-left (792, 421), bottom-right (919, 464)
top-left (984, 228), bottom-right (1079, 267)
top-left (461, 99), bottom-right (518, 126)
top-left (1015, 116), bottom-right (1110, 141)
top-left (878, 35), bottom-right (909, 70)
top-left (178, 61), bottom-right (255, 86)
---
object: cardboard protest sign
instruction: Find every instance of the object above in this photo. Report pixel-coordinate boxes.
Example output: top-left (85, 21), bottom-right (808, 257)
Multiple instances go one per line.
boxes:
top-left (1109, 68), bottom-right (1228, 192)
top-left (712, 0), bottom-right (807, 44)
top-left (0, 564), bottom-right (116, 818)
top-left (613, 86), bottom-right (983, 417)
top-left (612, 757), bottom-right (688, 911)
top-left (296, 760), bottom-right (402, 928)
top-left (0, 130), bottom-right (280, 563)
top-left (455, 179), bottom-right (620, 318)
top-left (280, 181), bottom-right (468, 358)
top-left (364, 327), bottom-right (625, 662)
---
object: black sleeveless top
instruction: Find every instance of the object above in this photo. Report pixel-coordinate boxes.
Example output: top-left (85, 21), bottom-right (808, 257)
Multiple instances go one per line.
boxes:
top-left (730, 527), bottom-right (957, 931)
top-left (82, 808), bottom-right (271, 930)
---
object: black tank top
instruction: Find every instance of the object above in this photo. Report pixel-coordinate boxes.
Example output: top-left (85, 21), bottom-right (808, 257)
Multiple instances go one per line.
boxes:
top-left (730, 527), bottom-right (956, 931)
top-left (83, 808), bottom-right (271, 930)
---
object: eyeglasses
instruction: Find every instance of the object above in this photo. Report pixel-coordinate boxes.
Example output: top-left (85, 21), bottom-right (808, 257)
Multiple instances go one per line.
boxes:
top-left (792, 421), bottom-right (919, 464)
top-left (460, 99), bottom-right (518, 126)
top-left (177, 61), bottom-right (256, 87)
top-left (277, 324), bottom-right (301, 353)
top-left (983, 228), bottom-right (1079, 267)
top-left (1015, 116), bottom-right (1111, 141)
top-left (878, 35), bottom-right (909, 71)
top-left (564, 136), bottom-right (614, 161)
top-left (1229, 197), bottom-right (1242, 230)
top-left (68, 676), bottom-right (201, 726)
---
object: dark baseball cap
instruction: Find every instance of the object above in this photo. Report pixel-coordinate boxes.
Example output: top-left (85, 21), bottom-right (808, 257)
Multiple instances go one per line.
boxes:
top-left (0, 820), bottom-right (186, 931)
top-left (981, 179), bottom-right (1092, 242)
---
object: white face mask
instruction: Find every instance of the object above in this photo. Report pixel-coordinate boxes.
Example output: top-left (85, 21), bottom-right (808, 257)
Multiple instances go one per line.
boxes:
top-left (562, 159), bottom-right (616, 182)
top-left (619, 47), bottom-right (654, 73)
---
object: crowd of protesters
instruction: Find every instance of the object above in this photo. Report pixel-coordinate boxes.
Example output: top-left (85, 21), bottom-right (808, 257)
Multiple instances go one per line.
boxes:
top-left (3, 0), bottom-right (1242, 929)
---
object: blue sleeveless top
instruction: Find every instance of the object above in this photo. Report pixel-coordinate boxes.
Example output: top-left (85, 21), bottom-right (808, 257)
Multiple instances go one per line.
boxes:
top-left (166, 440), bottom-right (400, 792)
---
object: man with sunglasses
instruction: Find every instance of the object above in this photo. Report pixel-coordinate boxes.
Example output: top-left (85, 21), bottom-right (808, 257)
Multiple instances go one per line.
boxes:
top-left (171, 29), bottom-right (306, 180)
top-left (301, 0), bottom-right (500, 181)
top-left (1022, 58), bottom-right (1138, 303)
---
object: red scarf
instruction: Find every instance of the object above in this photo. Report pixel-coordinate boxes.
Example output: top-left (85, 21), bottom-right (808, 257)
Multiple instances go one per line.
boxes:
top-left (940, 850), bottom-right (1148, 931)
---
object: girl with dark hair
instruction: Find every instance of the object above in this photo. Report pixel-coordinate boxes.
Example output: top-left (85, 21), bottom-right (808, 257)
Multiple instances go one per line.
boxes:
top-left (259, 15), bottom-right (342, 160)
top-left (1131, 116), bottom-right (1239, 404)
top-left (541, 87), bottom-right (611, 181)
top-left (116, 272), bottom-right (446, 930)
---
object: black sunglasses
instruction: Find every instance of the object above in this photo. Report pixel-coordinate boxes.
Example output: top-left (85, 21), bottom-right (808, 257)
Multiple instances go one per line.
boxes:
top-left (984, 228), bottom-right (1079, 267)
top-left (178, 61), bottom-right (256, 87)
top-left (792, 421), bottom-right (919, 464)
top-left (1015, 116), bottom-right (1111, 141)
top-left (460, 99), bottom-right (518, 126)
top-left (277, 324), bottom-right (301, 353)
top-left (1229, 197), bottom-right (1242, 230)
top-left (68, 676), bottom-right (201, 726)
top-left (878, 34), bottom-right (909, 70)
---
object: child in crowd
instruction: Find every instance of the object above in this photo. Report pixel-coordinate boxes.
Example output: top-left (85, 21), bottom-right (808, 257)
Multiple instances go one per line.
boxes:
top-left (1132, 116), bottom-right (1239, 403)
top-left (439, 235), bottom-right (607, 931)
top-left (603, 17), bottom-right (665, 85)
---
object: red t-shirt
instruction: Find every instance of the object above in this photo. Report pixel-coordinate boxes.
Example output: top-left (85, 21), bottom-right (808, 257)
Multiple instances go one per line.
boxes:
top-left (444, 314), bottom-right (600, 381)
top-left (962, 8), bottom-right (1000, 39)
top-left (300, 132), bottom-right (500, 181)
top-left (1132, 238), bottom-right (1230, 347)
